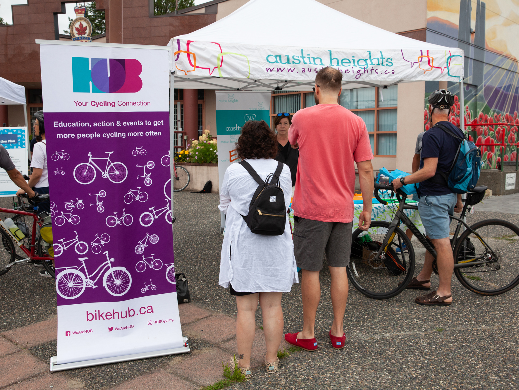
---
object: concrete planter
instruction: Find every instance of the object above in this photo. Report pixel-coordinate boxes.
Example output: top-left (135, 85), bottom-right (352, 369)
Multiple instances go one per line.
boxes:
top-left (176, 163), bottom-right (219, 193)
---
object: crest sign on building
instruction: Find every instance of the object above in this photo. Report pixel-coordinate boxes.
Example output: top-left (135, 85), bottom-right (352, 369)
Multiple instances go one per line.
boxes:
top-left (70, 6), bottom-right (92, 42)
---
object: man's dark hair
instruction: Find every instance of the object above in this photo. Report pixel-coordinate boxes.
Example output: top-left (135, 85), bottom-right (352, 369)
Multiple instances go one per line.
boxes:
top-left (34, 111), bottom-right (45, 134)
top-left (236, 120), bottom-right (277, 160)
top-left (315, 67), bottom-right (342, 93)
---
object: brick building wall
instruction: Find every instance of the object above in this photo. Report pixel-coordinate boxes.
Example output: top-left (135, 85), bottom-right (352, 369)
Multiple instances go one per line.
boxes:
top-left (0, 0), bottom-right (218, 86)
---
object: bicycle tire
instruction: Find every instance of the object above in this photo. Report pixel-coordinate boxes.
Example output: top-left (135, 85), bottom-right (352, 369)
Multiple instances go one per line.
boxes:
top-left (106, 216), bottom-right (117, 228)
top-left (139, 212), bottom-right (154, 227)
top-left (74, 163), bottom-right (96, 185)
top-left (75, 241), bottom-right (89, 255)
top-left (165, 264), bottom-right (176, 284)
top-left (151, 258), bottom-right (163, 270)
top-left (149, 234), bottom-right (159, 245)
top-left (107, 162), bottom-right (128, 183)
top-left (123, 193), bottom-right (134, 204)
top-left (104, 267), bottom-right (132, 296)
top-left (53, 243), bottom-right (64, 257)
top-left (0, 228), bottom-right (15, 276)
top-left (347, 221), bottom-right (415, 299)
top-left (56, 269), bottom-right (86, 299)
top-left (173, 165), bottom-right (190, 192)
top-left (36, 235), bottom-right (55, 279)
top-left (161, 155), bottom-right (170, 167)
top-left (454, 219), bottom-right (519, 296)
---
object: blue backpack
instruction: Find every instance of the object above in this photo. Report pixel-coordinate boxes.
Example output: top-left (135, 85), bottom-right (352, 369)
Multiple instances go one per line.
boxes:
top-left (435, 123), bottom-right (482, 194)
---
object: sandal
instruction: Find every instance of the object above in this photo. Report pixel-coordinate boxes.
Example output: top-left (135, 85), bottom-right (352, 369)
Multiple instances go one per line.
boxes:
top-left (265, 358), bottom-right (279, 374)
top-left (406, 277), bottom-right (431, 290)
top-left (230, 356), bottom-right (252, 379)
top-left (415, 290), bottom-right (452, 306)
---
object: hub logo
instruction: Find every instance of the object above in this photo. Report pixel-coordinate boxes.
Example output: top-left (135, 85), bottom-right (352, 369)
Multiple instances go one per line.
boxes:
top-left (72, 57), bottom-right (143, 93)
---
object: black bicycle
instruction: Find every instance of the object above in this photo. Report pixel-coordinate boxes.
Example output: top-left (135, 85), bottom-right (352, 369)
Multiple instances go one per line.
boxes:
top-left (347, 183), bottom-right (519, 299)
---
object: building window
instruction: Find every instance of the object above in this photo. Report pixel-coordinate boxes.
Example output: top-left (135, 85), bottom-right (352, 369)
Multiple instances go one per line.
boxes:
top-left (340, 85), bottom-right (398, 156)
top-left (274, 86), bottom-right (398, 156)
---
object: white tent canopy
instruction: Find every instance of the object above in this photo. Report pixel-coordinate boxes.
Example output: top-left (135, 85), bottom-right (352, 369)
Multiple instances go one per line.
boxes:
top-left (0, 76), bottom-right (25, 105)
top-left (169, 0), bottom-right (464, 92)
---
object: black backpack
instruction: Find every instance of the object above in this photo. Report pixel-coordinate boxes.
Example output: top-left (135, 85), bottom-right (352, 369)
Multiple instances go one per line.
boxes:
top-left (239, 160), bottom-right (286, 236)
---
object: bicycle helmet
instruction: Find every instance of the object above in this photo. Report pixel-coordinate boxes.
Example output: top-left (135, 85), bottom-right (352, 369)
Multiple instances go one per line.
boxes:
top-left (34, 110), bottom-right (45, 135)
top-left (428, 89), bottom-right (455, 111)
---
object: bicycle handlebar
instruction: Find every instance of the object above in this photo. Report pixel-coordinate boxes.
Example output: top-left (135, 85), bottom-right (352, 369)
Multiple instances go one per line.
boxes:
top-left (373, 182), bottom-right (408, 205)
top-left (20, 193), bottom-right (50, 205)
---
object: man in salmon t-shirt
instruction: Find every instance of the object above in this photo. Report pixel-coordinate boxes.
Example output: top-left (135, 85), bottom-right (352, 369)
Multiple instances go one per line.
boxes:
top-left (284, 67), bottom-right (374, 351)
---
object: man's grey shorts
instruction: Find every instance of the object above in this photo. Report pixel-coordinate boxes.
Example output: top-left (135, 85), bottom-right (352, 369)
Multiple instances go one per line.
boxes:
top-left (418, 193), bottom-right (456, 239)
top-left (293, 217), bottom-right (352, 271)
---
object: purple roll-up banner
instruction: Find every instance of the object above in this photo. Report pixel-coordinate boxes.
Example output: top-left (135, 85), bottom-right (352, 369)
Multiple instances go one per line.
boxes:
top-left (39, 41), bottom-right (186, 368)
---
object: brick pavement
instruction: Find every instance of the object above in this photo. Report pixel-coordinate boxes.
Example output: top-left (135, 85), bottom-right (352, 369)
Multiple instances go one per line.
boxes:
top-left (0, 303), bottom-right (285, 389)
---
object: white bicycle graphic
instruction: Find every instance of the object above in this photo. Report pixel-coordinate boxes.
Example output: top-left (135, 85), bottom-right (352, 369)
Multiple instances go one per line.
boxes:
top-left (74, 152), bottom-right (128, 185)
top-left (106, 209), bottom-right (133, 227)
top-left (141, 279), bottom-right (156, 294)
top-left (64, 198), bottom-right (84, 211)
top-left (53, 231), bottom-right (89, 257)
top-left (54, 211), bottom-right (80, 226)
top-left (136, 161), bottom-right (154, 186)
top-left (132, 147), bottom-right (147, 156)
top-left (51, 150), bottom-right (70, 161)
top-left (54, 167), bottom-right (65, 176)
top-left (161, 150), bottom-right (170, 167)
top-left (50, 201), bottom-right (58, 217)
top-left (90, 190), bottom-right (106, 213)
top-left (56, 251), bottom-right (132, 299)
top-left (91, 233), bottom-right (110, 254)
top-left (165, 263), bottom-right (176, 284)
top-left (135, 232), bottom-right (159, 254)
top-left (135, 254), bottom-right (163, 273)
top-left (124, 187), bottom-right (148, 204)
top-left (139, 199), bottom-right (173, 227)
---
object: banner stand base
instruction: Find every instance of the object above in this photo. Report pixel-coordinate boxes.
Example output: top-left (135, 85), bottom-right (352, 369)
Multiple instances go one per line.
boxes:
top-left (49, 337), bottom-right (190, 372)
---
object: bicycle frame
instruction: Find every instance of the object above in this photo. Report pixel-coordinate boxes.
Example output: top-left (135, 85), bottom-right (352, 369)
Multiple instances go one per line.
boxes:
top-left (88, 154), bottom-right (112, 175)
top-left (72, 255), bottom-right (112, 285)
top-left (377, 191), bottom-right (496, 271)
top-left (0, 206), bottom-right (53, 263)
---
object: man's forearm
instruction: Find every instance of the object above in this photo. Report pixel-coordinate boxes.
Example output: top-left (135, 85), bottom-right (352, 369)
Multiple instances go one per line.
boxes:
top-left (8, 170), bottom-right (35, 196)
top-left (27, 169), bottom-right (42, 188)
top-left (401, 166), bottom-right (434, 185)
top-left (358, 162), bottom-right (374, 211)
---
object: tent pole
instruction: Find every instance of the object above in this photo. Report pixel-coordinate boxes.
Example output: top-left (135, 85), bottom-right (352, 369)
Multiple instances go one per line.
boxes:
top-left (23, 104), bottom-right (28, 128)
top-left (460, 79), bottom-right (465, 132)
top-left (169, 73), bottom-right (175, 223)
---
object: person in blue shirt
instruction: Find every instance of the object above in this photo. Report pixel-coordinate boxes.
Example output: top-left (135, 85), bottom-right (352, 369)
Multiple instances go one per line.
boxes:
top-left (393, 89), bottom-right (463, 306)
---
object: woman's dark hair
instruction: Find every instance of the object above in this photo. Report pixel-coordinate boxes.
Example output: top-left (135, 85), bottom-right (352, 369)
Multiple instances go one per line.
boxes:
top-left (236, 120), bottom-right (277, 160)
top-left (273, 114), bottom-right (292, 128)
top-left (34, 111), bottom-right (45, 134)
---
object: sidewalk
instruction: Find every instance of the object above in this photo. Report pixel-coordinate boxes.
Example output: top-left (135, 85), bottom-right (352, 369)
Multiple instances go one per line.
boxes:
top-left (0, 302), bottom-right (285, 389)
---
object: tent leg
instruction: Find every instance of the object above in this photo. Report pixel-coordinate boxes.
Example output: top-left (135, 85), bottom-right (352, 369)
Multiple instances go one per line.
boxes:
top-left (169, 73), bottom-right (175, 222)
top-left (459, 79), bottom-right (464, 132)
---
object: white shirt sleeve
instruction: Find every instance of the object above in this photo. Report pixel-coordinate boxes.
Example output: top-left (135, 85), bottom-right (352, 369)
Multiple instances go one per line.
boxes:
top-left (30, 142), bottom-right (45, 170)
top-left (218, 167), bottom-right (231, 213)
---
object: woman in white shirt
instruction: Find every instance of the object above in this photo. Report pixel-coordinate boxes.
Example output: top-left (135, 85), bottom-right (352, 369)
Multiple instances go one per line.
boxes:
top-left (219, 120), bottom-right (298, 377)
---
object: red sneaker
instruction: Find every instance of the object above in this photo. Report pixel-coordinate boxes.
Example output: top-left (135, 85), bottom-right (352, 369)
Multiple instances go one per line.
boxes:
top-left (329, 330), bottom-right (346, 349)
top-left (284, 332), bottom-right (318, 351)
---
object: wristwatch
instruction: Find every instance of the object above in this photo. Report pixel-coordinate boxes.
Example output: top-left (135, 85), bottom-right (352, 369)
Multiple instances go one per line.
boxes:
top-left (400, 177), bottom-right (406, 186)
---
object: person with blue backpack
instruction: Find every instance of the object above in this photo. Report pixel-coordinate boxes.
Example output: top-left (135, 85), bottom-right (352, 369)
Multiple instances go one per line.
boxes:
top-left (392, 89), bottom-right (481, 306)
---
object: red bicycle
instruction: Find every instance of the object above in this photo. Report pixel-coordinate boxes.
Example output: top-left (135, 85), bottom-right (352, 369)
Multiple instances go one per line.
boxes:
top-left (0, 194), bottom-right (55, 278)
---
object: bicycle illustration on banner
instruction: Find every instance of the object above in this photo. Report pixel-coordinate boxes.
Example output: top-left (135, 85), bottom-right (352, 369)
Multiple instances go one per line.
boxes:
top-left (53, 231), bottom-right (89, 257)
top-left (56, 251), bottom-right (132, 299)
top-left (106, 209), bottom-right (133, 227)
top-left (135, 232), bottom-right (159, 254)
top-left (64, 198), bottom-right (84, 211)
top-left (135, 254), bottom-right (163, 272)
top-left (139, 199), bottom-right (173, 227)
top-left (89, 190), bottom-right (106, 213)
top-left (74, 152), bottom-right (128, 185)
top-left (141, 279), bottom-right (156, 294)
top-left (124, 187), bottom-right (148, 204)
top-left (136, 161), bottom-right (154, 186)
top-left (91, 233), bottom-right (110, 254)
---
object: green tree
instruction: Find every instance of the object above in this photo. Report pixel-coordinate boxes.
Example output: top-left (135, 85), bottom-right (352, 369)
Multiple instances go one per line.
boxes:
top-left (0, 17), bottom-right (8, 26)
top-left (63, 2), bottom-right (105, 36)
top-left (155, 0), bottom-right (195, 15)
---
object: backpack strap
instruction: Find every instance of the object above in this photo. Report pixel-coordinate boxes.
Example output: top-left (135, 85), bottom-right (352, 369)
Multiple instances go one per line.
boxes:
top-left (239, 160), bottom-right (265, 186)
top-left (270, 162), bottom-right (284, 186)
top-left (432, 122), bottom-right (464, 183)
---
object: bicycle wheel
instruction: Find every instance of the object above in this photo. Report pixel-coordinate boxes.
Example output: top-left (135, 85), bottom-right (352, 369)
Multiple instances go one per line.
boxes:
top-left (56, 269), bottom-right (86, 299)
top-left (151, 258), bottom-right (163, 270)
top-left (106, 216), bottom-right (117, 228)
top-left (123, 214), bottom-right (133, 226)
top-left (36, 235), bottom-right (55, 279)
top-left (137, 192), bottom-right (148, 202)
top-left (103, 267), bottom-right (132, 296)
top-left (135, 244), bottom-right (145, 255)
top-left (107, 162), bottom-right (128, 183)
top-left (140, 212), bottom-right (154, 227)
top-left (100, 233), bottom-right (110, 244)
top-left (144, 177), bottom-right (152, 186)
top-left (149, 234), bottom-right (159, 245)
top-left (75, 241), bottom-right (89, 255)
top-left (0, 228), bottom-right (15, 276)
top-left (53, 243), bottom-right (64, 257)
top-left (165, 264), bottom-right (176, 284)
top-left (74, 163), bottom-right (96, 185)
top-left (70, 215), bottom-right (80, 225)
top-left (76, 202), bottom-right (84, 210)
top-left (146, 161), bottom-right (155, 169)
top-left (91, 243), bottom-right (102, 255)
top-left (161, 155), bottom-right (170, 167)
top-left (54, 216), bottom-right (65, 227)
top-left (347, 221), bottom-right (415, 299)
top-left (123, 193), bottom-right (134, 204)
top-left (165, 210), bottom-right (173, 224)
top-left (454, 219), bottom-right (519, 295)
top-left (173, 166), bottom-right (190, 192)
top-left (135, 260), bottom-right (146, 272)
